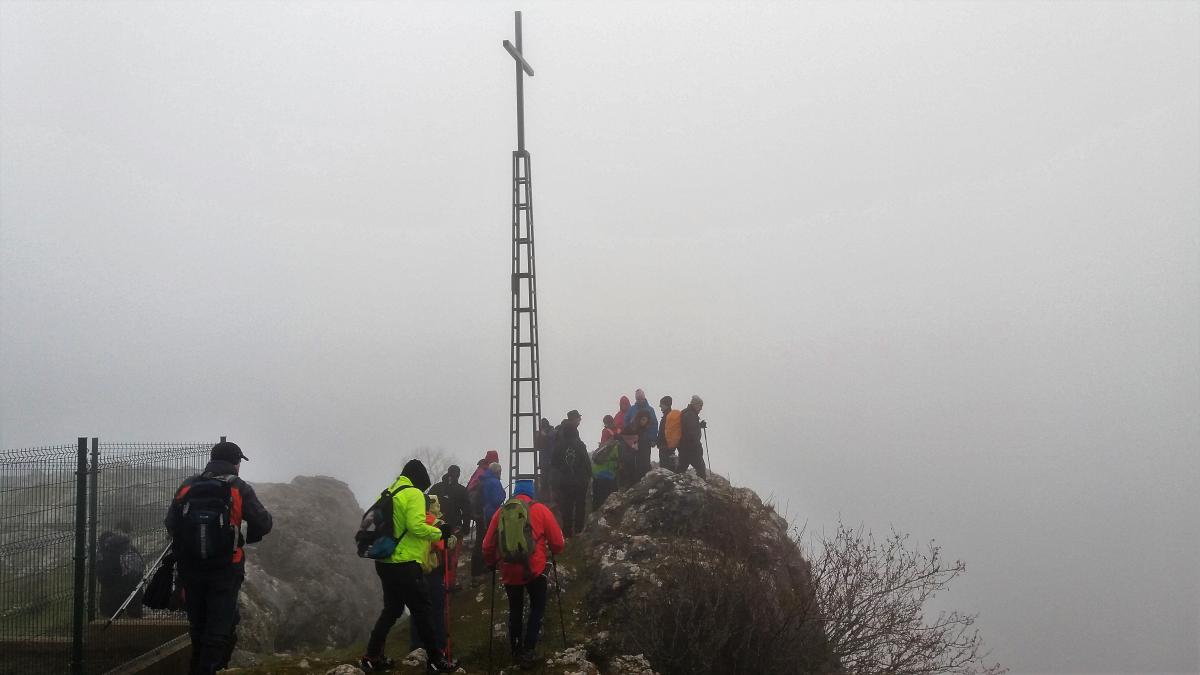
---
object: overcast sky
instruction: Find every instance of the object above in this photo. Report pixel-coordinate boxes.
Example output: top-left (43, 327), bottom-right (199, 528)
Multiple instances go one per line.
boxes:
top-left (2, 2), bottom-right (1197, 673)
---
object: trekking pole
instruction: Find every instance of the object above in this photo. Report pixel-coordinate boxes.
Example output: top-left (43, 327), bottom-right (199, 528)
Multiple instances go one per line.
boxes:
top-left (104, 542), bottom-right (172, 630)
top-left (549, 550), bottom-right (567, 648)
top-left (702, 425), bottom-right (712, 474)
top-left (488, 566), bottom-right (497, 675)
top-left (443, 547), bottom-right (453, 660)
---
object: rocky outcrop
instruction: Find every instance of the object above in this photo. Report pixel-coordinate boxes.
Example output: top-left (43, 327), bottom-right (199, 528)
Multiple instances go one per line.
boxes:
top-left (237, 476), bottom-right (376, 653)
top-left (579, 468), bottom-right (836, 674)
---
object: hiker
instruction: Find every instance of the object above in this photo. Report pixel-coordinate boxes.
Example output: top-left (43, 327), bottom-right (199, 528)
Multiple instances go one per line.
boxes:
top-left (656, 395), bottom-right (681, 472)
top-left (482, 479), bottom-right (565, 669)
top-left (591, 438), bottom-right (620, 510)
top-left (617, 422), bottom-right (643, 490)
top-left (612, 395), bottom-right (631, 433)
top-left (625, 408), bottom-right (656, 484)
top-left (481, 462), bottom-right (507, 529)
top-left (468, 449), bottom-right (500, 577)
top-left (552, 410), bottom-right (590, 538)
top-left (410, 495), bottom-right (457, 659)
top-left (534, 418), bottom-right (556, 508)
top-left (164, 441), bottom-right (272, 675)
top-left (678, 395), bottom-right (709, 479)
top-left (97, 519), bottom-right (144, 618)
top-left (359, 459), bottom-right (458, 673)
top-left (599, 414), bottom-right (618, 445)
top-left (428, 466), bottom-right (469, 591)
top-left (623, 389), bottom-right (659, 481)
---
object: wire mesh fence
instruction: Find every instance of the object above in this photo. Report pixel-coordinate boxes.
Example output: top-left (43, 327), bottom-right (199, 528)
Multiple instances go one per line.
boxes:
top-left (0, 443), bottom-right (80, 675)
top-left (0, 438), bottom-right (213, 675)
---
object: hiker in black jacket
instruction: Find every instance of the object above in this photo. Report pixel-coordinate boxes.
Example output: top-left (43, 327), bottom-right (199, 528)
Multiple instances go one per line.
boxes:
top-left (678, 396), bottom-right (708, 479)
top-left (429, 466), bottom-right (469, 591)
top-left (552, 410), bottom-right (590, 537)
top-left (164, 441), bottom-right (273, 675)
top-left (97, 520), bottom-right (144, 618)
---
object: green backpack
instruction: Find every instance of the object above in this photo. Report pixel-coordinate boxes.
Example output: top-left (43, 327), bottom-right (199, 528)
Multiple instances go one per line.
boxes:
top-left (497, 497), bottom-right (536, 570)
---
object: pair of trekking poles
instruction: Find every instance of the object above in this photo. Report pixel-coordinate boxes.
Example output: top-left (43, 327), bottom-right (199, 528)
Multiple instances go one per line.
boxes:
top-left (487, 548), bottom-right (566, 675)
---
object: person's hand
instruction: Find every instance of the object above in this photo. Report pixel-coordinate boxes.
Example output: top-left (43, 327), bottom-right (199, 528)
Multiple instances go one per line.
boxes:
top-left (439, 523), bottom-right (454, 540)
top-left (699, 420), bottom-right (707, 429)
top-left (447, 535), bottom-right (459, 549)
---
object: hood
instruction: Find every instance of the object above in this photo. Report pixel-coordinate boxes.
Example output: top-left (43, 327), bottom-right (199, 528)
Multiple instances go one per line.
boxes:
top-left (401, 459), bottom-right (432, 492)
top-left (618, 396), bottom-right (631, 412)
top-left (478, 449), bottom-right (500, 467)
top-left (514, 479), bottom-right (535, 499)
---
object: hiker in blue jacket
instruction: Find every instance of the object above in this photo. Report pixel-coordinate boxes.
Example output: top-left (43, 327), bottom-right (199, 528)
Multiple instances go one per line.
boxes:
top-left (480, 463), bottom-right (506, 529)
top-left (622, 389), bottom-right (659, 482)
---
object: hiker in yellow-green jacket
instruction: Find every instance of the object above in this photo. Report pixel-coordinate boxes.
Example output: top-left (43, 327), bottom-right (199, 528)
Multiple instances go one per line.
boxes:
top-left (360, 459), bottom-right (459, 674)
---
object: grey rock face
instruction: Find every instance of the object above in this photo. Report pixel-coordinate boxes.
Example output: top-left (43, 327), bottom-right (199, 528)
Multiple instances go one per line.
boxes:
top-left (580, 468), bottom-right (832, 673)
top-left (238, 476), bottom-right (377, 653)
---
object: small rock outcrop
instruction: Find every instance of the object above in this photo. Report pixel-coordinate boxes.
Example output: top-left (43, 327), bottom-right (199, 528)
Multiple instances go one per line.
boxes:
top-left (237, 476), bottom-right (376, 653)
top-left (580, 468), bottom-right (836, 674)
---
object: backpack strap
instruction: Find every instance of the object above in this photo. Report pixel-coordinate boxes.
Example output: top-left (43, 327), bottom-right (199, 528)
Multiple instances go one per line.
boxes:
top-left (389, 484), bottom-right (416, 544)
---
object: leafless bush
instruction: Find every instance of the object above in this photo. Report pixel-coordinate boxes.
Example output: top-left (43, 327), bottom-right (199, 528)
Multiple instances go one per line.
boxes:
top-left (410, 446), bottom-right (464, 480)
top-left (801, 522), bottom-right (1007, 675)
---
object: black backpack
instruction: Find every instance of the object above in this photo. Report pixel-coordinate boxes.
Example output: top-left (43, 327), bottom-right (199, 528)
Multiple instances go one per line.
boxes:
top-left (356, 485), bottom-right (415, 559)
top-left (174, 474), bottom-right (238, 568)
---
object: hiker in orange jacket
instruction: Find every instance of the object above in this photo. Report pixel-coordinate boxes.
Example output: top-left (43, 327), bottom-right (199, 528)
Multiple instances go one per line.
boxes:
top-left (482, 480), bottom-right (565, 669)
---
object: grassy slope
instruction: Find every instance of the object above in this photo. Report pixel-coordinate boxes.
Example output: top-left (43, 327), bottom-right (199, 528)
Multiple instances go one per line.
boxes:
top-left (229, 540), bottom-right (595, 675)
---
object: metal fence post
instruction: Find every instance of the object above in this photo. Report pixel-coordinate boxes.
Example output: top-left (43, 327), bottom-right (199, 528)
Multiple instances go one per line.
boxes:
top-left (72, 437), bottom-right (88, 675)
top-left (87, 437), bottom-right (99, 622)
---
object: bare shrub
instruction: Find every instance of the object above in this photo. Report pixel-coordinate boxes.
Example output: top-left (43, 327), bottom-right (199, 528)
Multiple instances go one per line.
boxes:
top-left (801, 522), bottom-right (1006, 675)
top-left (410, 446), bottom-right (463, 480)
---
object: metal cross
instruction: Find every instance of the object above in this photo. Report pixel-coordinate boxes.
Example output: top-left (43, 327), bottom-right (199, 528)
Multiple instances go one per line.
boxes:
top-left (502, 11), bottom-right (535, 153)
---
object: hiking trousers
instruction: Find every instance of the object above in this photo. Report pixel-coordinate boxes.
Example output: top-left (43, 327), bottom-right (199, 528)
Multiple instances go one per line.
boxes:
top-left (634, 437), bottom-right (652, 482)
top-left (178, 566), bottom-right (242, 675)
top-left (470, 518), bottom-right (487, 576)
top-left (677, 448), bottom-right (707, 479)
top-left (368, 561), bottom-right (442, 658)
top-left (592, 476), bottom-right (616, 510)
top-left (409, 567), bottom-right (446, 653)
top-left (505, 574), bottom-right (548, 655)
top-left (555, 482), bottom-right (586, 538)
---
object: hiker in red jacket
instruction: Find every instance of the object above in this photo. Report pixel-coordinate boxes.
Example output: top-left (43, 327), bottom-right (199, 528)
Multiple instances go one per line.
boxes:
top-left (482, 480), bottom-right (565, 669)
top-left (468, 450), bottom-right (500, 577)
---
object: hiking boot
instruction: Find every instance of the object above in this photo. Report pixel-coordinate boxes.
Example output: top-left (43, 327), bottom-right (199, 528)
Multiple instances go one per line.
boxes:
top-left (427, 652), bottom-right (459, 673)
top-left (360, 655), bottom-right (395, 672)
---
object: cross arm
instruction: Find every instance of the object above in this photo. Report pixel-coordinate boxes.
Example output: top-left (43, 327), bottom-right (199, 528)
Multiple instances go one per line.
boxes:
top-left (502, 40), bottom-right (535, 77)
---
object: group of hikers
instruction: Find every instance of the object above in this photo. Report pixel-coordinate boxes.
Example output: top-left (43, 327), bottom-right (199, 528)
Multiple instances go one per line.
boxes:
top-left (151, 389), bottom-right (708, 674)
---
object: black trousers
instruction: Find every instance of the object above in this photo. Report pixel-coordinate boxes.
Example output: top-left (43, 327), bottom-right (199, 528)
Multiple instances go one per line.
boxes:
top-left (368, 561), bottom-right (442, 658)
top-left (634, 438), bottom-right (652, 482)
top-left (179, 566), bottom-right (242, 675)
top-left (409, 567), bottom-right (446, 652)
top-left (471, 518), bottom-right (487, 577)
top-left (677, 448), bottom-right (707, 478)
top-left (555, 482), bottom-right (586, 538)
top-left (505, 575), bottom-right (548, 654)
top-left (592, 477), bottom-right (616, 510)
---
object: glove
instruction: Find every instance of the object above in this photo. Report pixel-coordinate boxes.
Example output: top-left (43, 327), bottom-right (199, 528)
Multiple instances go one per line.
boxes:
top-left (447, 535), bottom-right (459, 549)
top-left (699, 420), bottom-right (707, 429)
top-left (439, 523), bottom-right (454, 541)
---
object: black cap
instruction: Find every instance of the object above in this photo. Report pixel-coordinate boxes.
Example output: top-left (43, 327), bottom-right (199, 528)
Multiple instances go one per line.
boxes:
top-left (211, 441), bottom-right (249, 463)
top-left (567, 409), bottom-right (582, 420)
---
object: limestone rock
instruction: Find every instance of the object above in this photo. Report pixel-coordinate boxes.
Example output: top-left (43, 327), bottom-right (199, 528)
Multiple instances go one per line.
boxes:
top-left (237, 476), bottom-right (378, 652)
